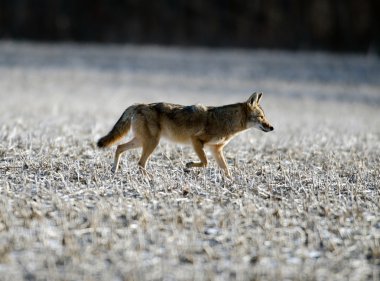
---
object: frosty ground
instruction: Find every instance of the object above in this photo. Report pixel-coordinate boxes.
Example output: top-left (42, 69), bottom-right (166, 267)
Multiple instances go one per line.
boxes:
top-left (0, 42), bottom-right (379, 280)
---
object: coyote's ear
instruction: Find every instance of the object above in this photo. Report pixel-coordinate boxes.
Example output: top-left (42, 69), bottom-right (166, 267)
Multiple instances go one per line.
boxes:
top-left (257, 92), bottom-right (263, 103)
top-left (247, 92), bottom-right (263, 105)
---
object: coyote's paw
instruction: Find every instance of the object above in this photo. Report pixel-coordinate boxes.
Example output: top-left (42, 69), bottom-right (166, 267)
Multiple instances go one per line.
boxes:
top-left (224, 171), bottom-right (232, 179)
top-left (111, 165), bottom-right (118, 174)
top-left (186, 161), bottom-right (207, 168)
top-left (183, 167), bottom-right (191, 173)
top-left (138, 166), bottom-right (153, 180)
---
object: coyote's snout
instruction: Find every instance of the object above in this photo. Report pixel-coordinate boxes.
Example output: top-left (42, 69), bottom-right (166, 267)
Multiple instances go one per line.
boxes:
top-left (97, 92), bottom-right (273, 177)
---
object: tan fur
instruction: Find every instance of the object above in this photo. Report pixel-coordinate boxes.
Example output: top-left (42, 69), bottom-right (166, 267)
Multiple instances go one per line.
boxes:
top-left (97, 106), bottom-right (136, 148)
top-left (97, 92), bottom-right (273, 177)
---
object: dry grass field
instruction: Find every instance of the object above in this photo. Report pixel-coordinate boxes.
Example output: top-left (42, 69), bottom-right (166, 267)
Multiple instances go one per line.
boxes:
top-left (0, 42), bottom-right (379, 280)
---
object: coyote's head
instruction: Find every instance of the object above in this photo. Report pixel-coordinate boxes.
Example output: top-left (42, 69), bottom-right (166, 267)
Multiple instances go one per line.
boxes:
top-left (246, 92), bottom-right (274, 132)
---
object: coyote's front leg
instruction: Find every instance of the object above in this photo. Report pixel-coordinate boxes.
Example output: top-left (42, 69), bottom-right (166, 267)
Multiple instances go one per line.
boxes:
top-left (186, 137), bottom-right (208, 169)
top-left (210, 144), bottom-right (231, 178)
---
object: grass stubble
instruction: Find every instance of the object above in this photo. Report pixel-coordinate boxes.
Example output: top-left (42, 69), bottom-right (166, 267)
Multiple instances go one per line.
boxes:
top-left (0, 43), bottom-right (379, 281)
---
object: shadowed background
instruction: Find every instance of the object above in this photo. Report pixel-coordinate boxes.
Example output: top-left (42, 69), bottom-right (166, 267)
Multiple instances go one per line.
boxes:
top-left (0, 0), bottom-right (379, 52)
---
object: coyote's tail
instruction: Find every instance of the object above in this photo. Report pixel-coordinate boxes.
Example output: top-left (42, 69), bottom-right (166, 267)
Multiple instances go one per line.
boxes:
top-left (97, 106), bottom-right (136, 148)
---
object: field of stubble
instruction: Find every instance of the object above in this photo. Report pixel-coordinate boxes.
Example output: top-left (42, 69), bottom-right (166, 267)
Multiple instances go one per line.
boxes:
top-left (0, 42), bottom-right (379, 281)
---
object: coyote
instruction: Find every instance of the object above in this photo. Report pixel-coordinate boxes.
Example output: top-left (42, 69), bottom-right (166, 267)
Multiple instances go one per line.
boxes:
top-left (97, 92), bottom-right (273, 177)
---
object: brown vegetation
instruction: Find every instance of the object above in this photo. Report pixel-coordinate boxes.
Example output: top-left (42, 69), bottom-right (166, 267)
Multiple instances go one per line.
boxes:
top-left (0, 43), bottom-right (379, 280)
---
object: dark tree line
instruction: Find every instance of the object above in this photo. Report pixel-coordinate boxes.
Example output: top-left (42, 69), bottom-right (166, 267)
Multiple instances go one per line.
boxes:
top-left (0, 0), bottom-right (379, 52)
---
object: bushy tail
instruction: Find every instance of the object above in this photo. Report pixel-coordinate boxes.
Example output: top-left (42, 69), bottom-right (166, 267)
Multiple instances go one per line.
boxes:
top-left (97, 106), bottom-right (136, 148)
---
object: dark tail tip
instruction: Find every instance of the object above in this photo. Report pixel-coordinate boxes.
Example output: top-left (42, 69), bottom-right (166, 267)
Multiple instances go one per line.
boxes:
top-left (97, 137), bottom-right (107, 148)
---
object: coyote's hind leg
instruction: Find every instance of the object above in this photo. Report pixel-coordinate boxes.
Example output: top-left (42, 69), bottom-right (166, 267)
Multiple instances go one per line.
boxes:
top-left (137, 136), bottom-right (160, 170)
top-left (112, 137), bottom-right (141, 173)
